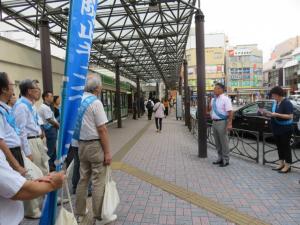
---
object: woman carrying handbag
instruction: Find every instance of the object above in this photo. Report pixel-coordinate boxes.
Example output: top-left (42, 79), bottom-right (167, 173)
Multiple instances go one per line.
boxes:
top-left (153, 99), bottom-right (165, 133)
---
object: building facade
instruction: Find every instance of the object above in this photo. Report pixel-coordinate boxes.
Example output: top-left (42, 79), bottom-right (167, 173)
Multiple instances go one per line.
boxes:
top-left (226, 44), bottom-right (263, 93)
top-left (264, 36), bottom-right (300, 92)
top-left (186, 33), bottom-right (227, 92)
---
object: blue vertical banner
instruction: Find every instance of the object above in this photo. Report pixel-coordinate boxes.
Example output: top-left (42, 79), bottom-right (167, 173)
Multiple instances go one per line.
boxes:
top-left (39, 0), bottom-right (98, 225)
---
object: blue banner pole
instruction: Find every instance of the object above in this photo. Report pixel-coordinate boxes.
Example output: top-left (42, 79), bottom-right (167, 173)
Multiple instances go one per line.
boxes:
top-left (39, 1), bottom-right (98, 224)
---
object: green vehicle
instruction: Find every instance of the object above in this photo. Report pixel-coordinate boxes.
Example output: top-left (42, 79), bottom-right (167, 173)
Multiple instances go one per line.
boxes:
top-left (96, 72), bottom-right (132, 123)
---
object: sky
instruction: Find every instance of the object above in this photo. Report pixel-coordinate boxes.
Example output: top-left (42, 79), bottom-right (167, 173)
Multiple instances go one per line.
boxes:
top-left (199, 0), bottom-right (300, 62)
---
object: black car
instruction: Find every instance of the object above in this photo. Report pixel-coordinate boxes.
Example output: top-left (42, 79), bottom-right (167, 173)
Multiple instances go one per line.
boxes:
top-left (233, 100), bottom-right (300, 136)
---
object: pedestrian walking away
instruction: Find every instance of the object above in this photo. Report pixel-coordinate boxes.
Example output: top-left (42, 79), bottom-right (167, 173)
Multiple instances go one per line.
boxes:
top-left (265, 86), bottom-right (293, 173)
top-left (208, 83), bottom-right (233, 167)
top-left (146, 98), bottom-right (154, 120)
top-left (74, 74), bottom-right (117, 225)
top-left (163, 98), bottom-right (169, 117)
top-left (153, 99), bottom-right (165, 133)
top-left (39, 91), bottom-right (60, 171)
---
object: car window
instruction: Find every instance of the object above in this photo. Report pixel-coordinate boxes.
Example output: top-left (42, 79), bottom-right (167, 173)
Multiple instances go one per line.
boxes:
top-left (293, 106), bottom-right (300, 121)
top-left (241, 104), bottom-right (259, 116)
top-left (263, 101), bottom-right (273, 111)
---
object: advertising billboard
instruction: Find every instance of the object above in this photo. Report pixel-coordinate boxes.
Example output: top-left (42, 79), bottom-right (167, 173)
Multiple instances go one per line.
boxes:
top-left (205, 47), bottom-right (225, 65)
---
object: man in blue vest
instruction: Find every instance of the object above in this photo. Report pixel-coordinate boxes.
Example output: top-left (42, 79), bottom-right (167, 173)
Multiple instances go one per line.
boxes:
top-left (75, 75), bottom-right (116, 225)
top-left (208, 83), bottom-right (233, 167)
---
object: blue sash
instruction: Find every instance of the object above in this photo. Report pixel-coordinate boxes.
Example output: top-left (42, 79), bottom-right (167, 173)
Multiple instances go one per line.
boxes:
top-left (212, 98), bottom-right (228, 120)
top-left (0, 105), bottom-right (20, 135)
top-left (271, 101), bottom-right (293, 125)
top-left (42, 123), bottom-right (52, 131)
top-left (73, 95), bottom-right (97, 141)
top-left (14, 98), bottom-right (39, 125)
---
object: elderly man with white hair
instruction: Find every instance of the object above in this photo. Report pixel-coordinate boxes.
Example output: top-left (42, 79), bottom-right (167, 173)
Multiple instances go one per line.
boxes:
top-left (75, 74), bottom-right (115, 225)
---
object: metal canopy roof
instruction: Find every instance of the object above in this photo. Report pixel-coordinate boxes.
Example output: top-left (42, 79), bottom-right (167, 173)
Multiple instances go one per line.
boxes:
top-left (0, 0), bottom-right (197, 88)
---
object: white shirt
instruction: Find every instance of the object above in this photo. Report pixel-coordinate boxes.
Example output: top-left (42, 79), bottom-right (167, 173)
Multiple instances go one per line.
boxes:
top-left (79, 92), bottom-right (108, 140)
top-left (38, 103), bottom-right (57, 126)
top-left (210, 94), bottom-right (233, 120)
top-left (0, 150), bottom-right (26, 225)
top-left (0, 101), bottom-right (21, 148)
top-left (153, 102), bottom-right (165, 118)
top-left (13, 97), bottom-right (42, 156)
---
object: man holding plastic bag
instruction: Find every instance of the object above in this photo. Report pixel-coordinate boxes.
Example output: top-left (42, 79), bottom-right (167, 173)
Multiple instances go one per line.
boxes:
top-left (74, 75), bottom-right (118, 225)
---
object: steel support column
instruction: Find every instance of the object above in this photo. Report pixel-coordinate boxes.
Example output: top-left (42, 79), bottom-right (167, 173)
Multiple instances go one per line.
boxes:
top-left (179, 76), bottom-right (182, 95)
top-left (137, 76), bottom-right (141, 118)
top-left (183, 59), bottom-right (189, 126)
top-left (156, 81), bottom-right (159, 99)
top-left (187, 86), bottom-right (191, 131)
top-left (195, 10), bottom-right (207, 158)
top-left (165, 87), bottom-right (168, 99)
top-left (116, 61), bottom-right (122, 128)
top-left (39, 17), bottom-right (53, 93)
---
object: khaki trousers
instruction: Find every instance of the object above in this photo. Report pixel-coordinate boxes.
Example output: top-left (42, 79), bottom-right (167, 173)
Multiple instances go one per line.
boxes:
top-left (75, 140), bottom-right (106, 219)
top-left (28, 138), bottom-right (49, 176)
top-left (24, 138), bottom-right (49, 217)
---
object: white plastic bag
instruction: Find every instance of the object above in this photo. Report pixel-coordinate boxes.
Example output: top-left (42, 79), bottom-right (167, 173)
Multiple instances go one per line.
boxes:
top-left (22, 152), bottom-right (43, 180)
top-left (55, 181), bottom-right (78, 225)
top-left (101, 167), bottom-right (120, 219)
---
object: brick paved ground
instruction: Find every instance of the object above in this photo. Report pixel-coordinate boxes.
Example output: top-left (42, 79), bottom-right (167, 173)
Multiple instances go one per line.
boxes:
top-left (123, 114), bottom-right (300, 225)
top-left (108, 116), bottom-right (149, 156)
top-left (22, 113), bottom-right (300, 225)
top-left (110, 171), bottom-right (234, 225)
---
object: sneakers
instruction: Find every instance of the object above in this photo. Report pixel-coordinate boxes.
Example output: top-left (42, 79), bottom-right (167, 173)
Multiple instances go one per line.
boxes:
top-left (25, 210), bottom-right (41, 219)
top-left (76, 208), bottom-right (89, 224)
top-left (95, 214), bottom-right (117, 225)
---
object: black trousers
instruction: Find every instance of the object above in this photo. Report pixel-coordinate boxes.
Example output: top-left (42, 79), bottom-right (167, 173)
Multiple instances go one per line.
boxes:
top-left (148, 109), bottom-right (153, 120)
top-left (10, 147), bottom-right (24, 167)
top-left (155, 118), bottom-right (162, 130)
top-left (274, 132), bottom-right (292, 164)
top-left (164, 107), bottom-right (169, 116)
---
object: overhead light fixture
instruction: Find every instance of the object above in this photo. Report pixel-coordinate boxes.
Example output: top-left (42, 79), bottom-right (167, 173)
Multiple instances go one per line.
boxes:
top-left (149, 0), bottom-right (159, 12)
top-left (157, 32), bottom-right (177, 39)
top-left (127, 0), bottom-right (137, 4)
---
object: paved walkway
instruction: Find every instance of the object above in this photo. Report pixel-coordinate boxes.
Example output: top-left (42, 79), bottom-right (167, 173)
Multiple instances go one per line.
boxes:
top-left (22, 113), bottom-right (300, 225)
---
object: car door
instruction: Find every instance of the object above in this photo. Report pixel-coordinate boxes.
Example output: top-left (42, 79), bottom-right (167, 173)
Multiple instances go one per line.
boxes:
top-left (238, 103), bottom-right (260, 131)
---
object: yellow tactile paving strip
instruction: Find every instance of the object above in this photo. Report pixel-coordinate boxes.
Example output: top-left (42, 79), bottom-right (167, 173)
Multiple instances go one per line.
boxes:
top-left (82, 120), bottom-right (269, 225)
top-left (111, 162), bottom-right (270, 225)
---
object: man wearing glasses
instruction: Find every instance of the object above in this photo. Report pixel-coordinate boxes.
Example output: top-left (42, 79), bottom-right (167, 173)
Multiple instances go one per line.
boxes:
top-left (13, 79), bottom-right (49, 218)
top-left (0, 72), bottom-right (26, 175)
